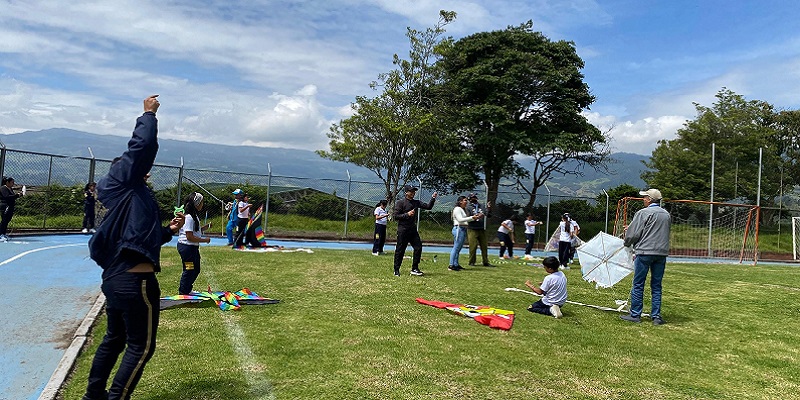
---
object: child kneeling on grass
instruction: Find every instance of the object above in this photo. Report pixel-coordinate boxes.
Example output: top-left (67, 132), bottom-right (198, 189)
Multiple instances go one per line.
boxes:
top-left (524, 256), bottom-right (567, 318)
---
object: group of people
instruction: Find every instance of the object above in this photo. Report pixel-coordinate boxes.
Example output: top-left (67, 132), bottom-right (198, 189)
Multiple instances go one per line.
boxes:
top-left (224, 189), bottom-right (257, 247)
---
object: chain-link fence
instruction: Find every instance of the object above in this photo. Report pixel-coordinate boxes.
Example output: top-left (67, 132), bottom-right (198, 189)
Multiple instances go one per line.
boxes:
top-left (1, 145), bottom-right (798, 258)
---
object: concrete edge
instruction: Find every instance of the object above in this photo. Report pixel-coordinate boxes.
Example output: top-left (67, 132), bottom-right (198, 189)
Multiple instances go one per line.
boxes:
top-left (38, 292), bottom-right (106, 400)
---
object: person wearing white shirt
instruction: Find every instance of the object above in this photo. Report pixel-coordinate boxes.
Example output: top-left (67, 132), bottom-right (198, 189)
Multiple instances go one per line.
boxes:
top-left (523, 213), bottom-right (542, 258)
top-left (372, 200), bottom-right (389, 255)
top-left (557, 213), bottom-right (580, 270)
top-left (234, 195), bottom-right (252, 247)
top-left (449, 196), bottom-right (479, 271)
top-left (497, 215), bottom-right (518, 259)
top-left (177, 192), bottom-right (211, 294)
top-left (524, 256), bottom-right (567, 318)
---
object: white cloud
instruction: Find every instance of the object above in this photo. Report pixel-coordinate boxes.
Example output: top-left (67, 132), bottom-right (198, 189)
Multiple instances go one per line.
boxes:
top-left (586, 112), bottom-right (687, 155)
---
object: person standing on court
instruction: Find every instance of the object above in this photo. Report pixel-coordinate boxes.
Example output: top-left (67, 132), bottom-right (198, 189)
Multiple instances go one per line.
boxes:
top-left (234, 194), bottom-right (252, 248)
top-left (225, 189), bottom-right (243, 245)
top-left (0, 176), bottom-right (22, 242)
top-left (523, 213), bottom-right (543, 259)
top-left (83, 95), bottom-right (185, 400)
top-left (82, 182), bottom-right (97, 233)
top-left (620, 188), bottom-right (671, 326)
top-left (372, 199), bottom-right (389, 255)
top-left (466, 192), bottom-right (493, 267)
top-left (392, 185), bottom-right (437, 276)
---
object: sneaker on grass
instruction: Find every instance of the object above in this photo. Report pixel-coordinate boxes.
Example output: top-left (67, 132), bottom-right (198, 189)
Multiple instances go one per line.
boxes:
top-left (549, 304), bottom-right (563, 319)
top-left (393, 270), bottom-right (401, 277)
top-left (447, 265), bottom-right (459, 271)
top-left (652, 317), bottom-right (666, 326)
top-left (410, 269), bottom-right (424, 276)
top-left (372, 252), bottom-right (380, 256)
top-left (620, 314), bottom-right (641, 323)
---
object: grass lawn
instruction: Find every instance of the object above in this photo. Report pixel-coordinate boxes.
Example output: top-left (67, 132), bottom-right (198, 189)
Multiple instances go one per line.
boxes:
top-left (60, 247), bottom-right (800, 399)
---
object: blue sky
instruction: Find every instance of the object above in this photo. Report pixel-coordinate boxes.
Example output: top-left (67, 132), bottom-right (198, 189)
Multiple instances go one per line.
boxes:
top-left (1, 0), bottom-right (798, 155)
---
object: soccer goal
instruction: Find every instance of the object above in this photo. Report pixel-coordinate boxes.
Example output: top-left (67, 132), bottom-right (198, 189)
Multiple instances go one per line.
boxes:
top-left (614, 197), bottom-right (760, 263)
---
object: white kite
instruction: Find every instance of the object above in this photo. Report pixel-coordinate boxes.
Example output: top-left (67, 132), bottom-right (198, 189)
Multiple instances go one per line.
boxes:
top-left (577, 231), bottom-right (634, 289)
top-left (543, 228), bottom-right (583, 252)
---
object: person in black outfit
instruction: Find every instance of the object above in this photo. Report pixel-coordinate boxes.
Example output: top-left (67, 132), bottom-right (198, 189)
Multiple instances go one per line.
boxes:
top-left (83, 95), bottom-right (185, 400)
top-left (0, 176), bottom-right (22, 241)
top-left (392, 185), bottom-right (437, 276)
top-left (82, 182), bottom-right (97, 233)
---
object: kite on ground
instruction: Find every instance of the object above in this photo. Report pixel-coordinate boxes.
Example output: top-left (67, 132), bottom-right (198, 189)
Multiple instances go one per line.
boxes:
top-left (543, 228), bottom-right (584, 252)
top-left (504, 287), bottom-right (647, 315)
top-left (577, 232), bottom-right (635, 289)
top-left (416, 298), bottom-right (515, 330)
top-left (161, 287), bottom-right (279, 311)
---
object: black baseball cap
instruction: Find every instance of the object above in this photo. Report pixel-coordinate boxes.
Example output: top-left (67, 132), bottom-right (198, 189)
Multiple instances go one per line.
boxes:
top-left (403, 185), bottom-right (418, 192)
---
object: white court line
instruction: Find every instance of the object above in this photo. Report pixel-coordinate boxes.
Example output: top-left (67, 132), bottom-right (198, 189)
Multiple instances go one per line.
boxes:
top-left (203, 268), bottom-right (276, 400)
top-left (0, 244), bottom-right (84, 267)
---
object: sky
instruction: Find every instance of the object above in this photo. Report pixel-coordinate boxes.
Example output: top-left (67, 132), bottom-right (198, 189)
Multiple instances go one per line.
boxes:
top-left (1, 0), bottom-right (799, 156)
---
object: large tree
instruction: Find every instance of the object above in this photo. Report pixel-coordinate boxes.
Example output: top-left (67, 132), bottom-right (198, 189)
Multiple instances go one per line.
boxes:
top-left (439, 21), bottom-right (609, 209)
top-left (643, 88), bottom-right (794, 205)
top-left (317, 11), bottom-right (477, 203)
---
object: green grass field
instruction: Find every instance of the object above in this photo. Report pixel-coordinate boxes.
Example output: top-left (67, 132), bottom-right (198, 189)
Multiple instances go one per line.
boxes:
top-left (59, 247), bottom-right (800, 399)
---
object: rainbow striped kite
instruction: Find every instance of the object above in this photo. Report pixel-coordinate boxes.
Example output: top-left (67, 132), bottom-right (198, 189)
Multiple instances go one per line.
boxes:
top-left (160, 287), bottom-right (279, 311)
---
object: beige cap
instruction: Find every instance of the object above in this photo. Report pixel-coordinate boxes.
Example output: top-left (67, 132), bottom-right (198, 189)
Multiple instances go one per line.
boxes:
top-left (639, 188), bottom-right (662, 200)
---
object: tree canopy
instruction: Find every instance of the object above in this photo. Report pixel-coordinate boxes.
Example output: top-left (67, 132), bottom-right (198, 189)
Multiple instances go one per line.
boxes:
top-left (643, 88), bottom-right (795, 205)
top-left (439, 21), bottom-right (609, 209)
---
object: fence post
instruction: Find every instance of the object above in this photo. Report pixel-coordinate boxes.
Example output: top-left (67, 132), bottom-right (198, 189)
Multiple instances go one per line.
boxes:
top-left (177, 157), bottom-right (184, 207)
top-left (602, 189), bottom-right (609, 233)
top-left (344, 170), bottom-right (351, 239)
top-left (44, 156), bottom-right (53, 229)
top-left (0, 142), bottom-right (6, 179)
top-left (88, 147), bottom-right (96, 184)
top-left (264, 163), bottom-right (271, 234)
top-left (544, 183), bottom-right (551, 243)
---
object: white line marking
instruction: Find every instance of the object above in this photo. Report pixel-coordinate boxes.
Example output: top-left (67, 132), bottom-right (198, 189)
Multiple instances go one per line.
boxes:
top-left (0, 244), bottom-right (84, 267)
top-left (203, 268), bottom-right (276, 400)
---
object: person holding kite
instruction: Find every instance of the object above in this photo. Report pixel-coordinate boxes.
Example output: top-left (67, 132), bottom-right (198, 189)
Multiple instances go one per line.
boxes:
top-left (84, 95), bottom-right (185, 400)
top-left (225, 189), bottom-right (243, 245)
top-left (177, 192), bottom-right (212, 294)
top-left (620, 188), bottom-right (670, 326)
top-left (449, 195), bottom-right (479, 271)
top-left (524, 256), bottom-right (567, 318)
top-left (392, 185), bottom-right (437, 276)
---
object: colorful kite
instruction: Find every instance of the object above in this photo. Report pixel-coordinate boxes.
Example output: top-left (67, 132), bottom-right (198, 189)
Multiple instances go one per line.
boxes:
top-left (160, 287), bottom-right (279, 311)
top-left (416, 298), bottom-right (515, 330)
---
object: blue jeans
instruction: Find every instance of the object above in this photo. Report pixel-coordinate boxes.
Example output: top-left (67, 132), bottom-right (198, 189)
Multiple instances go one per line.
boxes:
top-left (85, 271), bottom-right (160, 400)
top-left (450, 226), bottom-right (467, 266)
top-left (630, 254), bottom-right (666, 318)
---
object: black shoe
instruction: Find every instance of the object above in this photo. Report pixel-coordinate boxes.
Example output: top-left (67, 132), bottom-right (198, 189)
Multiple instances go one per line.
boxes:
top-left (483, 263), bottom-right (496, 267)
top-left (468, 263), bottom-right (476, 267)
top-left (652, 317), bottom-right (666, 326)
top-left (410, 269), bottom-right (424, 276)
top-left (620, 314), bottom-right (641, 323)
top-left (448, 265), bottom-right (459, 271)
top-left (454, 265), bottom-right (465, 271)
top-left (393, 270), bottom-right (400, 277)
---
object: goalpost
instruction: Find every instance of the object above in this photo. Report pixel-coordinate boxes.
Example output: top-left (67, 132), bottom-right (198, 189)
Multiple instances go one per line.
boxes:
top-left (614, 197), bottom-right (760, 264)
top-left (792, 217), bottom-right (800, 260)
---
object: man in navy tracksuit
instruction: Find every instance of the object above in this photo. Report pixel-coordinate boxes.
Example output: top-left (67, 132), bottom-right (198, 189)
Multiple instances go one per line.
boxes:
top-left (392, 185), bottom-right (437, 276)
top-left (83, 95), bottom-right (185, 400)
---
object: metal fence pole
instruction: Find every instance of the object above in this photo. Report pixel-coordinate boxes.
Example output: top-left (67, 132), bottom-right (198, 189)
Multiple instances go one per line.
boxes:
top-left (602, 189), bottom-right (609, 233)
top-left (544, 183), bottom-right (551, 242)
top-left (264, 163), bottom-right (271, 233)
top-left (707, 143), bottom-right (715, 258)
top-left (44, 156), bottom-right (53, 229)
top-left (344, 170), bottom-right (351, 238)
top-left (0, 142), bottom-right (7, 179)
top-left (417, 177), bottom-right (424, 231)
top-left (177, 157), bottom-right (184, 207)
top-left (88, 147), bottom-right (96, 184)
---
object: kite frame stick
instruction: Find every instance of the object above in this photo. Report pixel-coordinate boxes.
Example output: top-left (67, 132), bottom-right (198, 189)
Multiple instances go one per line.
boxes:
top-left (504, 287), bottom-right (649, 316)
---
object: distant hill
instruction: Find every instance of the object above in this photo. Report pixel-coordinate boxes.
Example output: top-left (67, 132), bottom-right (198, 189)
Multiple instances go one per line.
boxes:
top-left (0, 128), bottom-right (649, 194)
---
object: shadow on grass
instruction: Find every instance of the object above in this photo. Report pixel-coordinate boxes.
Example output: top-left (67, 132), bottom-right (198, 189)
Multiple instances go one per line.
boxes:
top-left (138, 376), bottom-right (262, 400)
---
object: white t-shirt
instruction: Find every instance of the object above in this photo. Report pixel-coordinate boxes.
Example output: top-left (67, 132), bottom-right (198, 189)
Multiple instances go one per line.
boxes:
top-left (452, 206), bottom-right (473, 227)
top-left (238, 201), bottom-right (251, 219)
top-left (374, 206), bottom-right (388, 226)
top-left (497, 220), bottom-right (514, 234)
top-left (178, 214), bottom-right (203, 246)
top-left (540, 271), bottom-right (567, 306)
top-left (558, 220), bottom-right (579, 242)
top-left (524, 219), bottom-right (538, 235)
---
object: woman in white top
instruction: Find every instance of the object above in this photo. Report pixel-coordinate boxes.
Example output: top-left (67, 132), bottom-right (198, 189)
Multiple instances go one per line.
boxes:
top-left (372, 200), bottom-right (389, 255)
top-left (497, 215), bottom-right (519, 259)
top-left (234, 195), bottom-right (252, 247)
top-left (177, 192), bottom-right (211, 294)
top-left (557, 213), bottom-right (580, 270)
top-left (450, 196), bottom-right (479, 271)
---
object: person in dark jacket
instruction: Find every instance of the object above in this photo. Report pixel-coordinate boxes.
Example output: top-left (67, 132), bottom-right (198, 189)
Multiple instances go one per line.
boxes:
top-left (0, 176), bottom-right (22, 241)
top-left (392, 185), bottom-right (437, 276)
top-left (82, 182), bottom-right (97, 233)
top-left (466, 193), bottom-right (493, 267)
top-left (83, 95), bottom-right (185, 400)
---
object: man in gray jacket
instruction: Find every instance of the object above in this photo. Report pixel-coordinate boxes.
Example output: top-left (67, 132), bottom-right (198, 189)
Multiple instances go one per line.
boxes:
top-left (621, 188), bottom-right (671, 326)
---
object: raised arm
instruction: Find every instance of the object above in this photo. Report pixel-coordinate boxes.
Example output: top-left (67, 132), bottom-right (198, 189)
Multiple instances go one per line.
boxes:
top-left (107, 95), bottom-right (161, 185)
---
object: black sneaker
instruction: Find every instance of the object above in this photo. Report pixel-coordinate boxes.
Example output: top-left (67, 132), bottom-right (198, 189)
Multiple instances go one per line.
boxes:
top-left (620, 314), bottom-right (641, 323)
top-left (454, 265), bottom-right (465, 271)
top-left (410, 269), bottom-right (424, 276)
top-left (652, 317), bottom-right (666, 326)
top-left (393, 270), bottom-right (400, 277)
top-left (447, 265), bottom-right (459, 271)
top-left (468, 263), bottom-right (476, 267)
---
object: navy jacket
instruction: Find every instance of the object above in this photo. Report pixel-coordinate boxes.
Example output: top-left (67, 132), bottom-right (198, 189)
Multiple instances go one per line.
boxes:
top-left (393, 196), bottom-right (436, 231)
top-left (89, 112), bottom-right (174, 274)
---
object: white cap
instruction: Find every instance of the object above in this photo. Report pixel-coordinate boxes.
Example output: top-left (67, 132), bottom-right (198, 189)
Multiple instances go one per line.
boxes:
top-left (639, 188), bottom-right (662, 200)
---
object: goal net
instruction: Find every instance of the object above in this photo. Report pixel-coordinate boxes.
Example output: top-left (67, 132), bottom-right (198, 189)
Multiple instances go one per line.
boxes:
top-left (613, 197), bottom-right (760, 263)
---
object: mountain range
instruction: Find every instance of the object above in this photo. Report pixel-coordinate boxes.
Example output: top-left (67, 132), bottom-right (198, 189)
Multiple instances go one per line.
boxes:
top-left (0, 128), bottom-right (649, 196)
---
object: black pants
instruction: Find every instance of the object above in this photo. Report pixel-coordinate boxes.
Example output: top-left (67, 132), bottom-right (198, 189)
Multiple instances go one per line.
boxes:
top-left (0, 204), bottom-right (14, 235)
top-left (524, 233), bottom-right (535, 255)
top-left (234, 218), bottom-right (249, 247)
top-left (528, 299), bottom-right (556, 316)
top-left (177, 243), bottom-right (201, 294)
top-left (84, 272), bottom-right (160, 400)
top-left (83, 203), bottom-right (96, 229)
top-left (497, 232), bottom-right (513, 257)
top-left (372, 224), bottom-right (386, 253)
top-left (558, 241), bottom-right (571, 267)
top-left (393, 228), bottom-right (423, 272)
